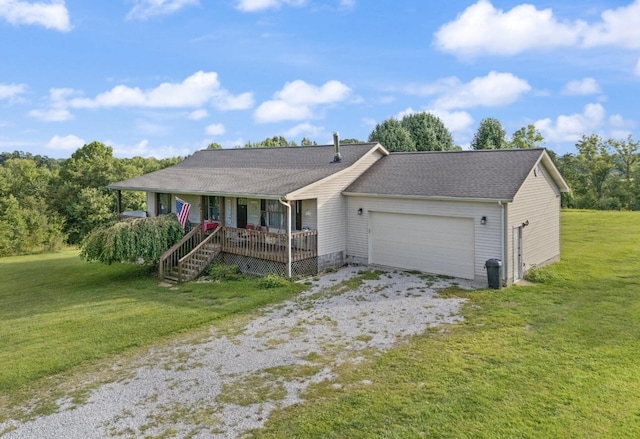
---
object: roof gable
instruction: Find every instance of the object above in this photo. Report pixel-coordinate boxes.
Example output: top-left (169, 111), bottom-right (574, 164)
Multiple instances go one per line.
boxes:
top-left (344, 148), bottom-right (569, 201)
top-left (109, 143), bottom-right (386, 197)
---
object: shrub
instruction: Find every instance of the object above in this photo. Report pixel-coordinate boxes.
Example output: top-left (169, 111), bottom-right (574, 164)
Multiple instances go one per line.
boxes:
top-left (258, 273), bottom-right (290, 289)
top-left (525, 266), bottom-right (556, 284)
top-left (208, 264), bottom-right (243, 282)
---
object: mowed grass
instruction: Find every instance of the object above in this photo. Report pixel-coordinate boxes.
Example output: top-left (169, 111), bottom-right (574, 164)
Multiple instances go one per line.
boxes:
top-left (252, 210), bottom-right (640, 439)
top-left (0, 251), bottom-right (304, 394)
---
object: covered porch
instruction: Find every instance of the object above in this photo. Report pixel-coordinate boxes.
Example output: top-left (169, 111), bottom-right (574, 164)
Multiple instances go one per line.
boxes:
top-left (158, 223), bottom-right (318, 283)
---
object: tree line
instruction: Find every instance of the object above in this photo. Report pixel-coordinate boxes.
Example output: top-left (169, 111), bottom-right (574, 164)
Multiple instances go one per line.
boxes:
top-left (1, 114), bottom-right (639, 257)
top-left (0, 142), bottom-right (181, 256)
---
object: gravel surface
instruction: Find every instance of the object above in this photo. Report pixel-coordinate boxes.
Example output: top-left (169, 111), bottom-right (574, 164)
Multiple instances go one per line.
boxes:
top-left (1, 267), bottom-right (478, 438)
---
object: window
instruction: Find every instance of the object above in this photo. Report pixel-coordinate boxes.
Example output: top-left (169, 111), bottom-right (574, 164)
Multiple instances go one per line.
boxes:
top-left (156, 193), bottom-right (170, 215)
top-left (207, 196), bottom-right (220, 220)
top-left (260, 199), bottom-right (285, 230)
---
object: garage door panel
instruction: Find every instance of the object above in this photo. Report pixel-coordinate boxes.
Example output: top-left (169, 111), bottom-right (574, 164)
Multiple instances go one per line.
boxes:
top-left (370, 212), bottom-right (474, 279)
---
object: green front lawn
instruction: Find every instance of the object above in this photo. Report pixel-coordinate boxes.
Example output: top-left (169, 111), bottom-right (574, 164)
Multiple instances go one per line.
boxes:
top-left (252, 210), bottom-right (640, 438)
top-left (0, 251), bottom-right (304, 396)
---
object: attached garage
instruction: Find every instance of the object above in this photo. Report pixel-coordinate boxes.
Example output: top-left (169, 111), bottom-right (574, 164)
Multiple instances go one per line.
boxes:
top-left (369, 212), bottom-right (474, 279)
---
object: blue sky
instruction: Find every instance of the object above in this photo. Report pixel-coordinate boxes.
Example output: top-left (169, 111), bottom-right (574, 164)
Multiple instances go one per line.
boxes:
top-left (1, 0), bottom-right (639, 158)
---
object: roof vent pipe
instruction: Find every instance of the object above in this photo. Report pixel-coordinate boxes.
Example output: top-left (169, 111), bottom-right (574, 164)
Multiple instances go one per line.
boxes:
top-left (332, 131), bottom-right (341, 163)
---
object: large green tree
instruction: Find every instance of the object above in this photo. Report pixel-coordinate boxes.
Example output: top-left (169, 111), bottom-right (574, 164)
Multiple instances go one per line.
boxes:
top-left (400, 112), bottom-right (454, 151)
top-left (51, 141), bottom-right (121, 243)
top-left (0, 159), bottom-right (66, 254)
top-left (510, 124), bottom-right (544, 149)
top-left (471, 117), bottom-right (507, 150)
top-left (368, 118), bottom-right (416, 152)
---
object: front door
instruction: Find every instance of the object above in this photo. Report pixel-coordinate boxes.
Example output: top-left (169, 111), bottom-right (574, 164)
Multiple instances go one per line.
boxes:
top-left (237, 198), bottom-right (247, 228)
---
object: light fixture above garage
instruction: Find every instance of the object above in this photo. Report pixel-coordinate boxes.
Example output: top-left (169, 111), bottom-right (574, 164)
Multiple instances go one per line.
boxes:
top-left (357, 208), bottom-right (363, 215)
top-left (480, 216), bottom-right (487, 225)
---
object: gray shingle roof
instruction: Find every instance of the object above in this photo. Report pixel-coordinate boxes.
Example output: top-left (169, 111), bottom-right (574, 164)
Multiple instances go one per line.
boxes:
top-left (109, 143), bottom-right (382, 197)
top-left (344, 148), bottom-right (566, 201)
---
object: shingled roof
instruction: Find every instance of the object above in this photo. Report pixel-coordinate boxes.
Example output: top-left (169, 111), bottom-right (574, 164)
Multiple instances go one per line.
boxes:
top-left (109, 143), bottom-right (385, 198)
top-left (344, 148), bottom-right (569, 201)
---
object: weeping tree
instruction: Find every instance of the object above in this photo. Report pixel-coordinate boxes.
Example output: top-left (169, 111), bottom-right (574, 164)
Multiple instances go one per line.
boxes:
top-left (80, 214), bottom-right (184, 265)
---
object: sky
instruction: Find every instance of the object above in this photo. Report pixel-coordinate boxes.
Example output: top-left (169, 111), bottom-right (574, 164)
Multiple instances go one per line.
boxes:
top-left (1, 0), bottom-right (639, 159)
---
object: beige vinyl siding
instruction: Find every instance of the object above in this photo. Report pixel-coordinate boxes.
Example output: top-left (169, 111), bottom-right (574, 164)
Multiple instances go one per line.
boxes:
top-left (506, 163), bottom-right (562, 283)
top-left (294, 150), bottom-right (384, 257)
top-left (345, 195), bottom-right (502, 282)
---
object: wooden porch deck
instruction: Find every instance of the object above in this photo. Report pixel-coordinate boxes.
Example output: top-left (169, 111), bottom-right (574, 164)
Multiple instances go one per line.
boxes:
top-left (217, 227), bottom-right (317, 263)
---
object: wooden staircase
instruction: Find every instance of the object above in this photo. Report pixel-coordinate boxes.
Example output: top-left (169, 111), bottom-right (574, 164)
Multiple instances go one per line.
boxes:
top-left (159, 225), bottom-right (221, 284)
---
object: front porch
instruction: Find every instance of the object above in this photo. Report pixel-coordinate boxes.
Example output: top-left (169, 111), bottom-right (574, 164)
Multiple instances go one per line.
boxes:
top-left (160, 224), bottom-right (318, 283)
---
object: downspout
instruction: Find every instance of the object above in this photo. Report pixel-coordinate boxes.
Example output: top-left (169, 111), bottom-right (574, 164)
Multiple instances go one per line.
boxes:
top-left (499, 201), bottom-right (505, 284)
top-left (279, 198), bottom-right (292, 278)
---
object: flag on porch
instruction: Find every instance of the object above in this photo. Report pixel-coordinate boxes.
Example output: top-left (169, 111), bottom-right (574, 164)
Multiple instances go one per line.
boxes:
top-left (176, 197), bottom-right (190, 230)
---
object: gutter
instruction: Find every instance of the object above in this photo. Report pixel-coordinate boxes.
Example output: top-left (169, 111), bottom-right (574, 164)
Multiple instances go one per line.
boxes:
top-left (342, 191), bottom-right (513, 204)
top-left (499, 200), bottom-right (506, 284)
top-left (278, 198), bottom-right (292, 278)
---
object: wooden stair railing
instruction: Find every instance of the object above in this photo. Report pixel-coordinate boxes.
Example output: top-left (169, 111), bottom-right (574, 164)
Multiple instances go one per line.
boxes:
top-left (174, 228), bottom-right (222, 283)
top-left (159, 224), bottom-right (204, 283)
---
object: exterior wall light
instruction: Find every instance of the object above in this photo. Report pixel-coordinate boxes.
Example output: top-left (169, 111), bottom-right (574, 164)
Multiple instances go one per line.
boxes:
top-left (357, 208), bottom-right (363, 215)
top-left (480, 216), bottom-right (487, 225)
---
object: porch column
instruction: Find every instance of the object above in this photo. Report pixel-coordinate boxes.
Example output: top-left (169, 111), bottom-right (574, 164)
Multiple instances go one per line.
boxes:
top-left (279, 198), bottom-right (292, 278)
top-left (116, 190), bottom-right (122, 214)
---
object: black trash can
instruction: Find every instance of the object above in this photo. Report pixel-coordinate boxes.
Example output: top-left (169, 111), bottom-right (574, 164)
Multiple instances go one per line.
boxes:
top-left (485, 258), bottom-right (502, 289)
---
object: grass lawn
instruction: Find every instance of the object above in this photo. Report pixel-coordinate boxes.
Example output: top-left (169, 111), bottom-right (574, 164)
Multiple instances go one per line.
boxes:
top-left (251, 210), bottom-right (640, 438)
top-left (0, 251), bottom-right (304, 402)
top-left (2, 211), bottom-right (639, 437)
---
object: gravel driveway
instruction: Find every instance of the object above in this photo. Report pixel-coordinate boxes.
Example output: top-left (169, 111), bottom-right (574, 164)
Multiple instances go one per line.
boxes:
top-left (1, 267), bottom-right (478, 438)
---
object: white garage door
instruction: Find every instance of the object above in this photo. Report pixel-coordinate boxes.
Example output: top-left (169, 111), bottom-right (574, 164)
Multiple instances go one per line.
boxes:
top-left (369, 212), bottom-right (474, 279)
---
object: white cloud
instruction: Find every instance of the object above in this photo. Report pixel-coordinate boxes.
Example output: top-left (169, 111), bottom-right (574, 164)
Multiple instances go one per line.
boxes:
top-left (46, 134), bottom-right (85, 151)
top-left (0, 0), bottom-right (71, 31)
top-left (434, 0), bottom-right (582, 56)
top-left (339, 0), bottom-right (355, 9)
top-left (235, 0), bottom-right (305, 12)
top-left (110, 139), bottom-right (191, 159)
top-left (582, 1), bottom-right (640, 50)
top-left (28, 108), bottom-right (73, 121)
top-left (65, 71), bottom-right (252, 111)
top-left (635, 58), bottom-right (640, 76)
top-left (434, 0), bottom-right (640, 57)
top-left (216, 92), bottom-right (254, 111)
top-left (427, 109), bottom-right (474, 134)
top-left (126, 0), bottom-right (199, 20)
top-left (562, 78), bottom-right (601, 96)
top-left (188, 109), bottom-right (208, 120)
top-left (0, 82), bottom-right (26, 101)
top-left (254, 79), bottom-right (351, 123)
top-left (535, 103), bottom-right (606, 143)
top-left (283, 122), bottom-right (323, 138)
top-left (28, 87), bottom-right (78, 121)
top-left (205, 123), bottom-right (225, 135)
top-left (430, 71), bottom-right (531, 110)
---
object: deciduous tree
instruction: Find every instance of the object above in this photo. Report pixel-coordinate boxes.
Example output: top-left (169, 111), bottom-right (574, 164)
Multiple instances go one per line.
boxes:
top-left (400, 112), bottom-right (454, 151)
top-left (368, 118), bottom-right (416, 152)
top-left (471, 118), bottom-right (507, 150)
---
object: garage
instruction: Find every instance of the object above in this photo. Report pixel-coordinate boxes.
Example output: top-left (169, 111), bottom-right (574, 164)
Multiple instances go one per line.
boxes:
top-left (369, 212), bottom-right (474, 279)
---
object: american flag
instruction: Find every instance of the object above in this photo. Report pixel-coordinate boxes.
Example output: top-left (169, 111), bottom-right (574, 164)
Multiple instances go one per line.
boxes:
top-left (175, 197), bottom-right (191, 230)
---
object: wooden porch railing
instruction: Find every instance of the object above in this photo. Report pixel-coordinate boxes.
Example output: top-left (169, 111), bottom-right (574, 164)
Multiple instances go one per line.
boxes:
top-left (176, 227), bottom-right (222, 283)
top-left (220, 227), bottom-right (317, 262)
top-left (159, 225), bottom-right (318, 282)
top-left (159, 224), bottom-right (205, 282)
